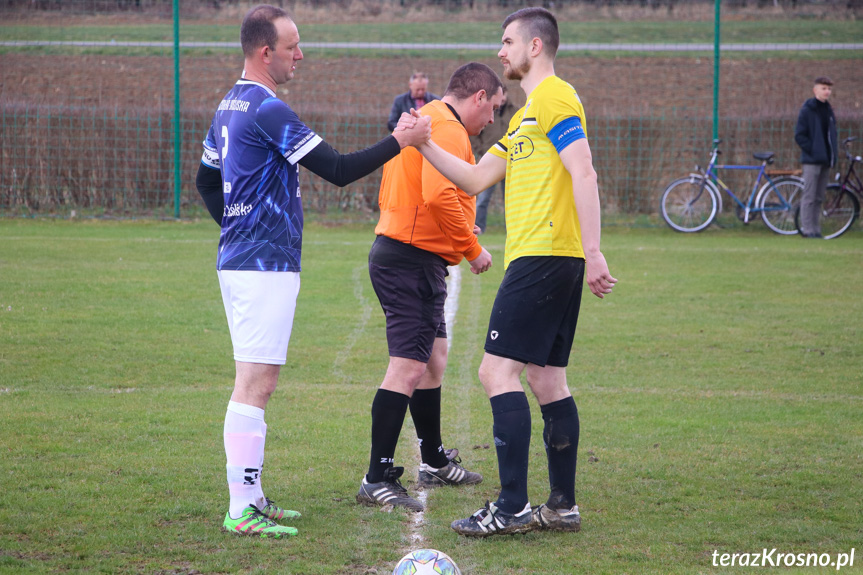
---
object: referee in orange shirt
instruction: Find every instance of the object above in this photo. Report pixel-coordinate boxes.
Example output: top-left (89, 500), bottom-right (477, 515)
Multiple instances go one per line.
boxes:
top-left (356, 63), bottom-right (505, 511)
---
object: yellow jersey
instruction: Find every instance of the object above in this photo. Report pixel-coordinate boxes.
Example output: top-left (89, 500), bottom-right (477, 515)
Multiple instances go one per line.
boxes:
top-left (488, 75), bottom-right (588, 267)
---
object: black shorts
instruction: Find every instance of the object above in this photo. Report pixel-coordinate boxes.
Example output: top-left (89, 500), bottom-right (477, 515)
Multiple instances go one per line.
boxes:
top-left (484, 256), bottom-right (584, 367)
top-left (368, 235), bottom-right (449, 363)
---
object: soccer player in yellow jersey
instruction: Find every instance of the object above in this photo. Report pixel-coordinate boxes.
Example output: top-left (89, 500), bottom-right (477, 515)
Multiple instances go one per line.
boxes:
top-left (412, 6), bottom-right (617, 537)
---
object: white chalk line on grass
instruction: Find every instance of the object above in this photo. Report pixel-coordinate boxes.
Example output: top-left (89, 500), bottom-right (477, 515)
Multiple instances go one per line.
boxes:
top-left (409, 264), bottom-right (461, 548)
top-left (331, 264), bottom-right (372, 385)
top-left (335, 262), bottom-right (460, 548)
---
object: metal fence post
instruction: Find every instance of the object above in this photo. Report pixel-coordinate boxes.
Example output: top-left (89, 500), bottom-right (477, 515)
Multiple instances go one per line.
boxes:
top-left (172, 0), bottom-right (181, 218)
top-left (713, 0), bottom-right (721, 142)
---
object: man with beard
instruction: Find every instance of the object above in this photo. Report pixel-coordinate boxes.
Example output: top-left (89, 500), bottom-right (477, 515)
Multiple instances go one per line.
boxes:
top-left (409, 7), bottom-right (617, 537)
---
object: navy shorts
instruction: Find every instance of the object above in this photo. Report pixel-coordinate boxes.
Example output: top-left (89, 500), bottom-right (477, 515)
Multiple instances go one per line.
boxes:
top-left (484, 256), bottom-right (584, 367)
top-left (368, 235), bottom-right (448, 363)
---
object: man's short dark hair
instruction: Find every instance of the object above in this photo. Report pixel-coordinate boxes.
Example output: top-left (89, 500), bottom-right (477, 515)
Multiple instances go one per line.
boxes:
top-left (502, 7), bottom-right (560, 58)
top-left (444, 63), bottom-right (504, 101)
top-left (814, 76), bottom-right (833, 86)
top-left (241, 4), bottom-right (290, 57)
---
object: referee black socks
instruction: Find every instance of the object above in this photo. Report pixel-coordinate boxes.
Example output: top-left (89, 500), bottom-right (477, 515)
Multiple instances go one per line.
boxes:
top-left (409, 386), bottom-right (449, 469)
top-left (367, 388), bottom-right (410, 484)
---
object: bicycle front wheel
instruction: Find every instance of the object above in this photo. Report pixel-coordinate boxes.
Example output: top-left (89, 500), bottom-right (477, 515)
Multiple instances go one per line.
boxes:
top-left (795, 184), bottom-right (860, 239)
top-left (757, 177), bottom-right (803, 235)
top-left (660, 176), bottom-right (718, 233)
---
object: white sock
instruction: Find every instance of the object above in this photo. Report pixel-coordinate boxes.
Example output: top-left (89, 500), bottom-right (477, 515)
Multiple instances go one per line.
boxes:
top-left (258, 421), bottom-right (268, 504)
top-left (224, 401), bottom-right (267, 519)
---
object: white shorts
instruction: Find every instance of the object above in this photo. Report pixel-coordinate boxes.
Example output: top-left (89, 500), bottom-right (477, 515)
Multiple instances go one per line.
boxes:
top-left (217, 270), bottom-right (301, 365)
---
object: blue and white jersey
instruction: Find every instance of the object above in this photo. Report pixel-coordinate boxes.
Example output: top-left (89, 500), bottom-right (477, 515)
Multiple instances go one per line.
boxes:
top-left (201, 79), bottom-right (322, 272)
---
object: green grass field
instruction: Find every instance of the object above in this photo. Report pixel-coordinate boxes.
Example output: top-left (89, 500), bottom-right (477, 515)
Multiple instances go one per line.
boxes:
top-left (1, 220), bottom-right (861, 574)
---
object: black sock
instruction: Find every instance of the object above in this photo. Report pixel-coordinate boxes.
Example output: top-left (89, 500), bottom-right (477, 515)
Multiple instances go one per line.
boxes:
top-left (541, 396), bottom-right (580, 510)
top-left (409, 387), bottom-right (449, 469)
top-left (367, 388), bottom-right (410, 483)
top-left (490, 391), bottom-right (531, 514)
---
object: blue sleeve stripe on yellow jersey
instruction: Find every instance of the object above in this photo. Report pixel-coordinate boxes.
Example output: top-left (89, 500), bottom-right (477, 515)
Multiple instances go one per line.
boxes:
top-left (547, 116), bottom-right (586, 153)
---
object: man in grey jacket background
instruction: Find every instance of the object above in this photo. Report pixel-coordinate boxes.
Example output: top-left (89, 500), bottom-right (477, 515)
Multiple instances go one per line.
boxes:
top-left (387, 72), bottom-right (440, 131)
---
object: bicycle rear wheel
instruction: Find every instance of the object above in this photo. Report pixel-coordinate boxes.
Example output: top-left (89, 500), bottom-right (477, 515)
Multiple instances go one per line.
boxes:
top-left (757, 177), bottom-right (803, 235)
top-left (660, 176), bottom-right (718, 233)
top-left (794, 184), bottom-right (860, 239)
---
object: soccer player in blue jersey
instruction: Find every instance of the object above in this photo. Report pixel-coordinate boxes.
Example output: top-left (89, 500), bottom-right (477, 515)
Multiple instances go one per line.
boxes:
top-left (411, 7), bottom-right (616, 537)
top-left (195, 4), bottom-right (430, 539)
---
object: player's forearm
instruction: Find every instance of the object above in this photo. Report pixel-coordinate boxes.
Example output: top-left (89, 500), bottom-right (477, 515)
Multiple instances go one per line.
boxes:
top-left (571, 170), bottom-right (603, 258)
top-left (299, 137), bottom-right (400, 187)
top-left (417, 140), bottom-right (486, 196)
top-left (424, 189), bottom-right (482, 261)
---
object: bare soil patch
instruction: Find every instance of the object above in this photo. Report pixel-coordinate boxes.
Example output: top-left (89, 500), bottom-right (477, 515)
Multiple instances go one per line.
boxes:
top-left (2, 50), bottom-right (861, 216)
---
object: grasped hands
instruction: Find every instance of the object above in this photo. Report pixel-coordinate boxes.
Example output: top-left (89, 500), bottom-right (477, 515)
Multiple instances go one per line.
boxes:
top-left (392, 108), bottom-right (431, 148)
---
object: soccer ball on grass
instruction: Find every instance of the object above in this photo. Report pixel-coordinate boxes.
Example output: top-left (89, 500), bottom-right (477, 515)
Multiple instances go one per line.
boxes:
top-left (392, 548), bottom-right (462, 575)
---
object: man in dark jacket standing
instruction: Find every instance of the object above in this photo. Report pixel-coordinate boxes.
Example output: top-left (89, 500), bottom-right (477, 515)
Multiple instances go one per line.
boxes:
top-left (387, 72), bottom-right (440, 131)
top-left (795, 76), bottom-right (838, 239)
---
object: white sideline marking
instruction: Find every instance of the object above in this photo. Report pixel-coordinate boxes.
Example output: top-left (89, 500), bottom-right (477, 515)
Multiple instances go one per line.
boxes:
top-left (409, 265), bottom-right (461, 547)
top-left (331, 265), bottom-right (372, 384)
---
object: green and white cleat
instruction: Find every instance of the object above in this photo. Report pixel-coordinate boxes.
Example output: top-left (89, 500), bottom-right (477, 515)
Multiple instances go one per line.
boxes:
top-left (222, 505), bottom-right (298, 538)
top-left (260, 498), bottom-right (301, 522)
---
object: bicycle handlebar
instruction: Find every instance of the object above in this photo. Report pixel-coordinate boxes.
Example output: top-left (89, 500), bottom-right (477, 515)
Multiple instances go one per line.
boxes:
top-left (843, 137), bottom-right (858, 162)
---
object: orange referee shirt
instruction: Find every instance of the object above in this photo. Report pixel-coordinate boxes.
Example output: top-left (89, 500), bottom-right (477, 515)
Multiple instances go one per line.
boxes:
top-left (375, 100), bottom-right (483, 265)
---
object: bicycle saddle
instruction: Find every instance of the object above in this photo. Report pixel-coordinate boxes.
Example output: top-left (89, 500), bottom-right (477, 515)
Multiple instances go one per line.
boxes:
top-left (753, 152), bottom-right (775, 163)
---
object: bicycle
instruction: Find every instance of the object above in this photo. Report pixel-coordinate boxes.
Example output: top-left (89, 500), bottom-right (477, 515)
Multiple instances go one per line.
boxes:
top-left (794, 136), bottom-right (862, 239)
top-left (660, 139), bottom-right (804, 234)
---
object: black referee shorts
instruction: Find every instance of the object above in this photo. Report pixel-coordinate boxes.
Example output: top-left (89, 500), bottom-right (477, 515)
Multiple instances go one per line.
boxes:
top-left (368, 235), bottom-right (449, 363)
top-left (484, 255), bottom-right (585, 367)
